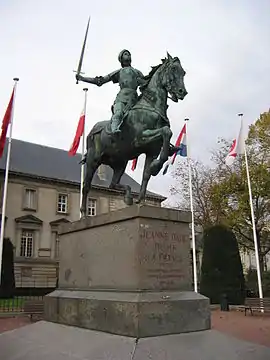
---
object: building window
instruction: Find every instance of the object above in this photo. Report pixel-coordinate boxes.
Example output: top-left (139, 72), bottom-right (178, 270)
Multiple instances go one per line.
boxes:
top-left (87, 198), bottom-right (96, 216)
top-left (57, 194), bottom-right (68, 213)
top-left (20, 231), bottom-right (34, 257)
top-left (23, 189), bottom-right (37, 210)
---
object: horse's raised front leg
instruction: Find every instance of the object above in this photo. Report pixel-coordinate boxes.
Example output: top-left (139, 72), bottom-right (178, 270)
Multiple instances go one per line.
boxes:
top-left (149, 126), bottom-right (172, 176)
top-left (109, 162), bottom-right (133, 205)
top-left (136, 125), bottom-right (172, 176)
top-left (136, 153), bottom-right (156, 203)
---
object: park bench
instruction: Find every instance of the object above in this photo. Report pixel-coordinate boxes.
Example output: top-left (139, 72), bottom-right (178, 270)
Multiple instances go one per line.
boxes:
top-left (23, 299), bottom-right (44, 321)
top-left (243, 297), bottom-right (270, 316)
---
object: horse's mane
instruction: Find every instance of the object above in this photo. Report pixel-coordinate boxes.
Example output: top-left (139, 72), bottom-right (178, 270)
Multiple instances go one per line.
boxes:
top-left (140, 60), bottom-right (165, 93)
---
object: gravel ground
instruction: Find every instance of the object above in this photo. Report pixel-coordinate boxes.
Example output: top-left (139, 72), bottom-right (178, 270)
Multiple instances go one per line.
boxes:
top-left (0, 316), bottom-right (31, 334)
top-left (212, 309), bottom-right (270, 347)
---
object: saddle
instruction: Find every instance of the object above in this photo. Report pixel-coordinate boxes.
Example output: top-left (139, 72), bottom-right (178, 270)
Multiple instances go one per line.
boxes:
top-left (89, 98), bottom-right (169, 138)
top-left (90, 103), bottom-right (135, 137)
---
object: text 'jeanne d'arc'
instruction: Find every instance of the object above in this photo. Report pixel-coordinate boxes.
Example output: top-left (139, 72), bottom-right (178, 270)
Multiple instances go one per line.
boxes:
top-left (139, 229), bottom-right (188, 243)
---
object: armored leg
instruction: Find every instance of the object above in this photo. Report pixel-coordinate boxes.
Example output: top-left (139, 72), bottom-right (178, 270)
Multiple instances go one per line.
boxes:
top-left (111, 102), bottom-right (125, 133)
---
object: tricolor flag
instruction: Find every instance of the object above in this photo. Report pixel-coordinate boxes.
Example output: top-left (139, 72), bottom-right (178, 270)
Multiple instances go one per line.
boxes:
top-left (225, 117), bottom-right (245, 165)
top-left (68, 109), bottom-right (85, 156)
top-left (0, 88), bottom-right (15, 158)
top-left (163, 123), bottom-right (187, 175)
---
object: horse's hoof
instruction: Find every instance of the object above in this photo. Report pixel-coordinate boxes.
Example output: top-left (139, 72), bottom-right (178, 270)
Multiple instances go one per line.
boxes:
top-left (151, 169), bottom-right (160, 176)
top-left (150, 165), bottom-right (160, 176)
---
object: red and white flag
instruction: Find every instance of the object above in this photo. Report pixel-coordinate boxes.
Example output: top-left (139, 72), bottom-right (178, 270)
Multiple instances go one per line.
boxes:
top-left (68, 109), bottom-right (85, 156)
top-left (0, 88), bottom-right (15, 158)
top-left (225, 117), bottom-right (245, 165)
top-left (131, 158), bottom-right (137, 171)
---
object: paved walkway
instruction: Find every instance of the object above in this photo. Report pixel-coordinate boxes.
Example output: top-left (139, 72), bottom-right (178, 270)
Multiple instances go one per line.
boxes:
top-left (1, 321), bottom-right (270, 360)
top-left (212, 309), bottom-right (270, 347)
top-left (0, 310), bottom-right (270, 348)
top-left (0, 316), bottom-right (31, 334)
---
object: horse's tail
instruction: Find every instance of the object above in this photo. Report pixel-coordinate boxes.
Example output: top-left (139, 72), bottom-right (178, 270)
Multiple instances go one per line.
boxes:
top-left (79, 120), bottom-right (108, 165)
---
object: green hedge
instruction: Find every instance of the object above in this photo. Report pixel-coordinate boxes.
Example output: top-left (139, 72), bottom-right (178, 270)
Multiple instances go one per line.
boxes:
top-left (200, 225), bottom-right (245, 304)
top-left (0, 238), bottom-right (15, 299)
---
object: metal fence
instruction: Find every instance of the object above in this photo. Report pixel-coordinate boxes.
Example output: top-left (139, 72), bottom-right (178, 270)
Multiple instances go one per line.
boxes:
top-left (0, 295), bottom-right (44, 314)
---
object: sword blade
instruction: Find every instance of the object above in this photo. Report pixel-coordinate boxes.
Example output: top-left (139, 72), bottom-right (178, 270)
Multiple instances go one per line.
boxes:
top-left (76, 16), bottom-right (90, 83)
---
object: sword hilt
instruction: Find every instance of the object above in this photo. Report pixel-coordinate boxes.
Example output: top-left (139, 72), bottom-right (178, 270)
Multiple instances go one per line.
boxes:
top-left (73, 70), bottom-right (85, 84)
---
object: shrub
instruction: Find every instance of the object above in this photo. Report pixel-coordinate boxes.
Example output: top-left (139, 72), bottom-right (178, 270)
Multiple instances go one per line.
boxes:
top-left (200, 225), bottom-right (245, 304)
top-left (0, 238), bottom-right (15, 299)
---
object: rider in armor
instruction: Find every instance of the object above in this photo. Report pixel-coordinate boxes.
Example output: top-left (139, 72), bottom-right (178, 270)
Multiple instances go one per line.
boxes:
top-left (76, 49), bottom-right (145, 133)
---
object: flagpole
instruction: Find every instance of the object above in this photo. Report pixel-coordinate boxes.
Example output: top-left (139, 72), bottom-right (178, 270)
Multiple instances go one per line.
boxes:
top-left (0, 78), bottom-right (19, 285)
top-left (244, 143), bottom-right (263, 299)
top-left (185, 118), bottom-right (198, 292)
top-left (79, 88), bottom-right (88, 218)
top-left (238, 113), bottom-right (263, 300)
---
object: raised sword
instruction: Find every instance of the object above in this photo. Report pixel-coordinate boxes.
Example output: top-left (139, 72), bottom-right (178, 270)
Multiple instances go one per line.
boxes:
top-left (74, 16), bottom-right (90, 84)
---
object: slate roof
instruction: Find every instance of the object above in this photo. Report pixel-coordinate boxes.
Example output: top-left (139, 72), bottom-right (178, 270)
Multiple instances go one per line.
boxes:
top-left (0, 139), bottom-right (165, 201)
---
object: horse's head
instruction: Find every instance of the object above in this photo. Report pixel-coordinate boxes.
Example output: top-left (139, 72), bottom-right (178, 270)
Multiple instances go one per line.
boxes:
top-left (162, 52), bottom-right (187, 102)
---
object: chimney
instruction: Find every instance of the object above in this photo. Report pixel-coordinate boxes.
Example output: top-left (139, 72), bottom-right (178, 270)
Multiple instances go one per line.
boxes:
top-left (97, 164), bottom-right (107, 181)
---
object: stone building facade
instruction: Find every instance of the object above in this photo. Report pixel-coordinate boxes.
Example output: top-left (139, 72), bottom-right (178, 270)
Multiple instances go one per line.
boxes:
top-left (0, 139), bottom-right (165, 288)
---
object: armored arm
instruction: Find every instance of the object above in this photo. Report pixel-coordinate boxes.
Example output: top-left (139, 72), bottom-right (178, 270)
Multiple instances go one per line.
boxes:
top-left (76, 69), bottom-right (119, 87)
top-left (75, 74), bottom-right (105, 86)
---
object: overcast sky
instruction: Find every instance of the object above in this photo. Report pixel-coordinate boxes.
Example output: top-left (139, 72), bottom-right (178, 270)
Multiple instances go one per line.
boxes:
top-left (1, 0), bottom-right (270, 203)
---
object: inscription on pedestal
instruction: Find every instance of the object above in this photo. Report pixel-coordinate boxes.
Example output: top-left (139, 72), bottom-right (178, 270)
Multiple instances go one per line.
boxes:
top-left (139, 227), bottom-right (191, 290)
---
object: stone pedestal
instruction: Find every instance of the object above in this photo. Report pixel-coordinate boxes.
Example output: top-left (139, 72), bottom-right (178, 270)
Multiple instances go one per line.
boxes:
top-left (45, 204), bottom-right (210, 337)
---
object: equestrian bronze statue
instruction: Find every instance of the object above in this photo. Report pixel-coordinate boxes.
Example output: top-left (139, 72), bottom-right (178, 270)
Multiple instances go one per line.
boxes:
top-left (76, 48), bottom-right (187, 217)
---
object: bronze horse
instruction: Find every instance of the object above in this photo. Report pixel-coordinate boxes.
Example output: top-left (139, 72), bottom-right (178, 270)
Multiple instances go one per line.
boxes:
top-left (81, 53), bottom-right (187, 217)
